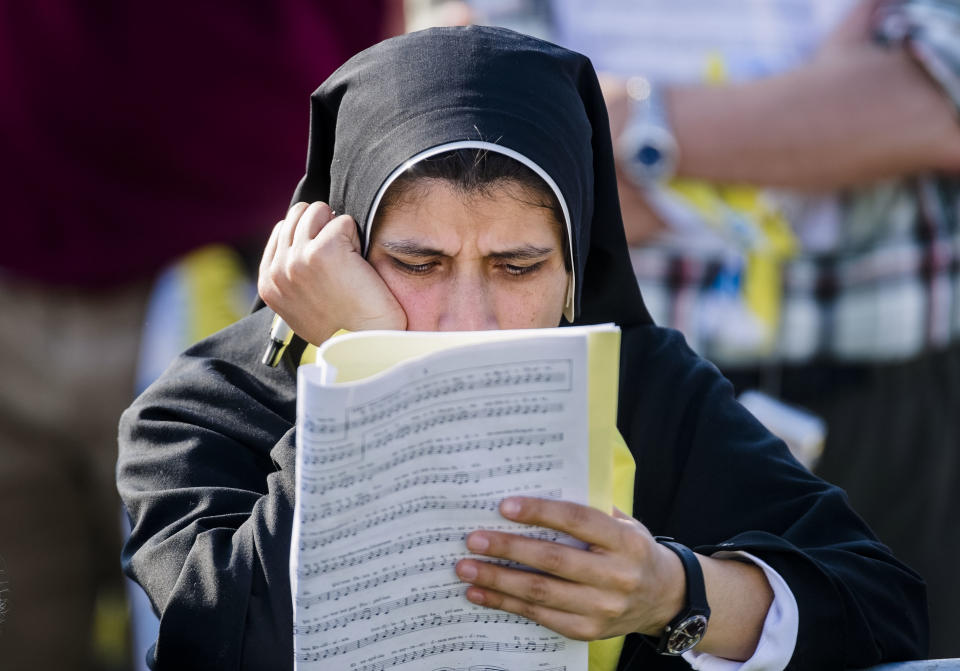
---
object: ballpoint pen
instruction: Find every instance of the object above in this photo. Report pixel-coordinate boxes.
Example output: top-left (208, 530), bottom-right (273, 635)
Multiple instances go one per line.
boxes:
top-left (262, 314), bottom-right (293, 366)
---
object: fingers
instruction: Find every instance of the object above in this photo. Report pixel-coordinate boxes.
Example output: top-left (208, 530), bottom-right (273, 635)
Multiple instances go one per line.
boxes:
top-left (463, 582), bottom-right (600, 641)
top-left (276, 201), bottom-right (337, 254)
top-left (280, 201), bottom-right (310, 249)
top-left (307, 210), bottom-right (362, 256)
top-left (498, 497), bottom-right (630, 551)
top-left (259, 202), bottom-right (312, 304)
top-left (256, 199), bottom-right (405, 344)
top-left (294, 202), bottom-right (335, 247)
top-left (456, 560), bottom-right (629, 641)
top-left (265, 200), bottom-right (347, 276)
top-left (463, 530), bottom-right (606, 585)
top-left (259, 201), bottom-right (339, 311)
top-left (457, 559), bottom-right (593, 612)
top-left (259, 219), bottom-right (284, 281)
top-left (454, 500), bottom-right (671, 641)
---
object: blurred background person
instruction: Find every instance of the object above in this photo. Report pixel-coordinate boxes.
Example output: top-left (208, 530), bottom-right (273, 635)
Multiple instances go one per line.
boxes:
top-left (409, 0), bottom-right (960, 657)
top-left (0, 3), bottom-right (402, 669)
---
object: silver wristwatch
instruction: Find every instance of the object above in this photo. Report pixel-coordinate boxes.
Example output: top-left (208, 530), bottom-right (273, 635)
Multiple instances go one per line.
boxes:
top-left (617, 76), bottom-right (678, 185)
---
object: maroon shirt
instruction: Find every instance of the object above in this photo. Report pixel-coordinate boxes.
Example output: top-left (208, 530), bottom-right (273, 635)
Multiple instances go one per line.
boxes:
top-left (0, 2), bottom-right (388, 287)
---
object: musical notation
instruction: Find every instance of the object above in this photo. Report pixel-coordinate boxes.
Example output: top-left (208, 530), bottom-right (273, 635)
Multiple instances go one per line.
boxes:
top-left (299, 490), bottom-right (564, 544)
top-left (299, 441), bottom-right (361, 467)
top-left (293, 334), bottom-right (594, 669)
top-left (298, 613), bottom-right (537, 659)
top-left (304, 401), bottom-right (564, 455)
top-left (303, 457), bottom-right (563, 499)
top-left (301, 361), bottom-right (570, 439)
top-left (358, 364), bottom-right (565, 430)
top-left (301, 532), bottom-right (464, 575)
top-left (298, 639), bottom-right (567, 667)
top-left (297, 587), bottom-right (464, 634)
top-left (298, 559), bottom-right (451, 606)
top-left (304, 430), bottom-right (562, 469)
top-left (302, 498), bottom-right (496, 541)
top-left (301, 527), bottom-right (564, 575)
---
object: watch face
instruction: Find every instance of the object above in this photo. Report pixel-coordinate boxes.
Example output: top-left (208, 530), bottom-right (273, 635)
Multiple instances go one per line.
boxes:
top-left (666, 614), bottom-right (708, 655)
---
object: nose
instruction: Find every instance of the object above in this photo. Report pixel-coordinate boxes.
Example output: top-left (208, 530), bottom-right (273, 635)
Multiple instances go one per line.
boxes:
top-left (438, 273), bottom-right (498, 331)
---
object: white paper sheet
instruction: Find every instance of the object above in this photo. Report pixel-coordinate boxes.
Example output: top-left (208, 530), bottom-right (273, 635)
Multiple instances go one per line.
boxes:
top-left (292, 335), bottom-right (593, 671)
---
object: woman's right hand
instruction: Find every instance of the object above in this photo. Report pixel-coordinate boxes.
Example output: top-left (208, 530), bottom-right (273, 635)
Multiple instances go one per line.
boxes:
top-left (258, 201), bottom-right (408, 346)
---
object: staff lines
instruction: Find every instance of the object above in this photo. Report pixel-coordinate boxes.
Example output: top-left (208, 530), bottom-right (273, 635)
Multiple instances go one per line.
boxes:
top-left (301, 358), bottom-right (572, 443)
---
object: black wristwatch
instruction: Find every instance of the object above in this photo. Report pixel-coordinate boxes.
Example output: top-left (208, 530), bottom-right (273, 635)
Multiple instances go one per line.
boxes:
top-left (645, 537), bottom-right (711, 656)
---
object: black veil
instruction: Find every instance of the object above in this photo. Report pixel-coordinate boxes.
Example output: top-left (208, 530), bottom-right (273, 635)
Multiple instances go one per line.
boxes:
top-left (288, 25), bottom-right (652, 328)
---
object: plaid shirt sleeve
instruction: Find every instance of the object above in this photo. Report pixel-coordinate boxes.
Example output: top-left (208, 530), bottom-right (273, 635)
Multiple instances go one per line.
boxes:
top-left (633, 0), bottom-right (960, 367)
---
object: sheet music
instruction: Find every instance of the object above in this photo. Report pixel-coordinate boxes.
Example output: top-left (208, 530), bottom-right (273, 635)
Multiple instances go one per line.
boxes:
top-left (292, 334), bottom-right (592, 671)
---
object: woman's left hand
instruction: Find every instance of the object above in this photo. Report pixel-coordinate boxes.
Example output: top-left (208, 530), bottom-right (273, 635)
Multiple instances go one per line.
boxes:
top-left (455, 497), bottom-right (686, 641)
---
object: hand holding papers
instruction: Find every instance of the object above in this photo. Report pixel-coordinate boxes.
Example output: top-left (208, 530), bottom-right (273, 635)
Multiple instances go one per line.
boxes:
top-left (291, 325), bottom-right (622, 670)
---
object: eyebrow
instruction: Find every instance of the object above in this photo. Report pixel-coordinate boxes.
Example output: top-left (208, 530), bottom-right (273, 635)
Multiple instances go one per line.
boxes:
top-left (380, 239), bottom-right (554, 260)
top-left (379, 240), bottom-right (445, 258)
top-left (488, 245), bottom-right (554, 261)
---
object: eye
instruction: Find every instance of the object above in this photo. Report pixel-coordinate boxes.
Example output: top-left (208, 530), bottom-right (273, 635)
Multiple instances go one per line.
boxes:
top-left (392, 258), bottom-right (438, 275)
top-left (502, 261), bottom-right (545, 277)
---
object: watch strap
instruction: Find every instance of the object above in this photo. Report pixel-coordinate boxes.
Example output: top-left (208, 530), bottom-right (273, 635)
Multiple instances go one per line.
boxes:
top-left (648, 536), bottom-right (711, 655)
top-left (657, 537), bottom-right (709, 615)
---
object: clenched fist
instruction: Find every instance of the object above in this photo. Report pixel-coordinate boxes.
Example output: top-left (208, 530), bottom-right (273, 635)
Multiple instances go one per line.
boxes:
top-left (258, 202), bottom-right (407, 346)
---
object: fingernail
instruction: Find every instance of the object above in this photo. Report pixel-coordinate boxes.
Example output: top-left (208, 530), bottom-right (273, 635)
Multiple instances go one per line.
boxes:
top-left (466, 587), bottom-right (485, 604)
top-left (501, 499), bottom-right (521, 518)
top-left (458, 562), bottom-right (478, 580)
top-left (467, 533), bottom-right (489, 553)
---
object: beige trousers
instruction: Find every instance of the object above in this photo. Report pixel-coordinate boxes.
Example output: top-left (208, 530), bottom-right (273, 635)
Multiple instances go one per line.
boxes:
top-left (0, 276), bottom-right (148, 671)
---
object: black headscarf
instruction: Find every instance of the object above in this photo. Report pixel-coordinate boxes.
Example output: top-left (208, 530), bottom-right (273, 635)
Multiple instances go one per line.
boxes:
top-left (288, 25), bottom-right (652, 328)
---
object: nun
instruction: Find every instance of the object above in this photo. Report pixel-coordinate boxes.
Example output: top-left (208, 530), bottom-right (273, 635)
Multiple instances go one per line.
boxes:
top-left (118, 26), bottom-right (927, 670)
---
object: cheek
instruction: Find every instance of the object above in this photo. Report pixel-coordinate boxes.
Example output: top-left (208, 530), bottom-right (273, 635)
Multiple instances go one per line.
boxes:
top-left (379, 272), bottom-right (444, 330)
top-left (494, 273), bottom-right (568, 329)
top-left (493, 293), bottom-right (545, 329)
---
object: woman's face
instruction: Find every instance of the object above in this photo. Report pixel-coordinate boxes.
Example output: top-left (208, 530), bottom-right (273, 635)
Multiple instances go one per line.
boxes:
top-left (368, 179), bottom-right (569, 331)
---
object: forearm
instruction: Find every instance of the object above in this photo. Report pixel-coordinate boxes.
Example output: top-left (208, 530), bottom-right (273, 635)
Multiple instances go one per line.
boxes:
top-left (622, 326), bottom-right (928, 667)
top-left (692, 554), bottom-right (774, 661)
top-left (117, 310), bottom-right (300, 668)
top-left (119, 421), bottom-right (297, 668)
top-left (669, 45), bottom-right (960, 189)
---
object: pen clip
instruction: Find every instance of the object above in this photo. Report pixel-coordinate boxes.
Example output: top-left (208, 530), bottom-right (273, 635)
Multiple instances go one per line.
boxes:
top-left (262, 314), bottom-right (294, 367)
